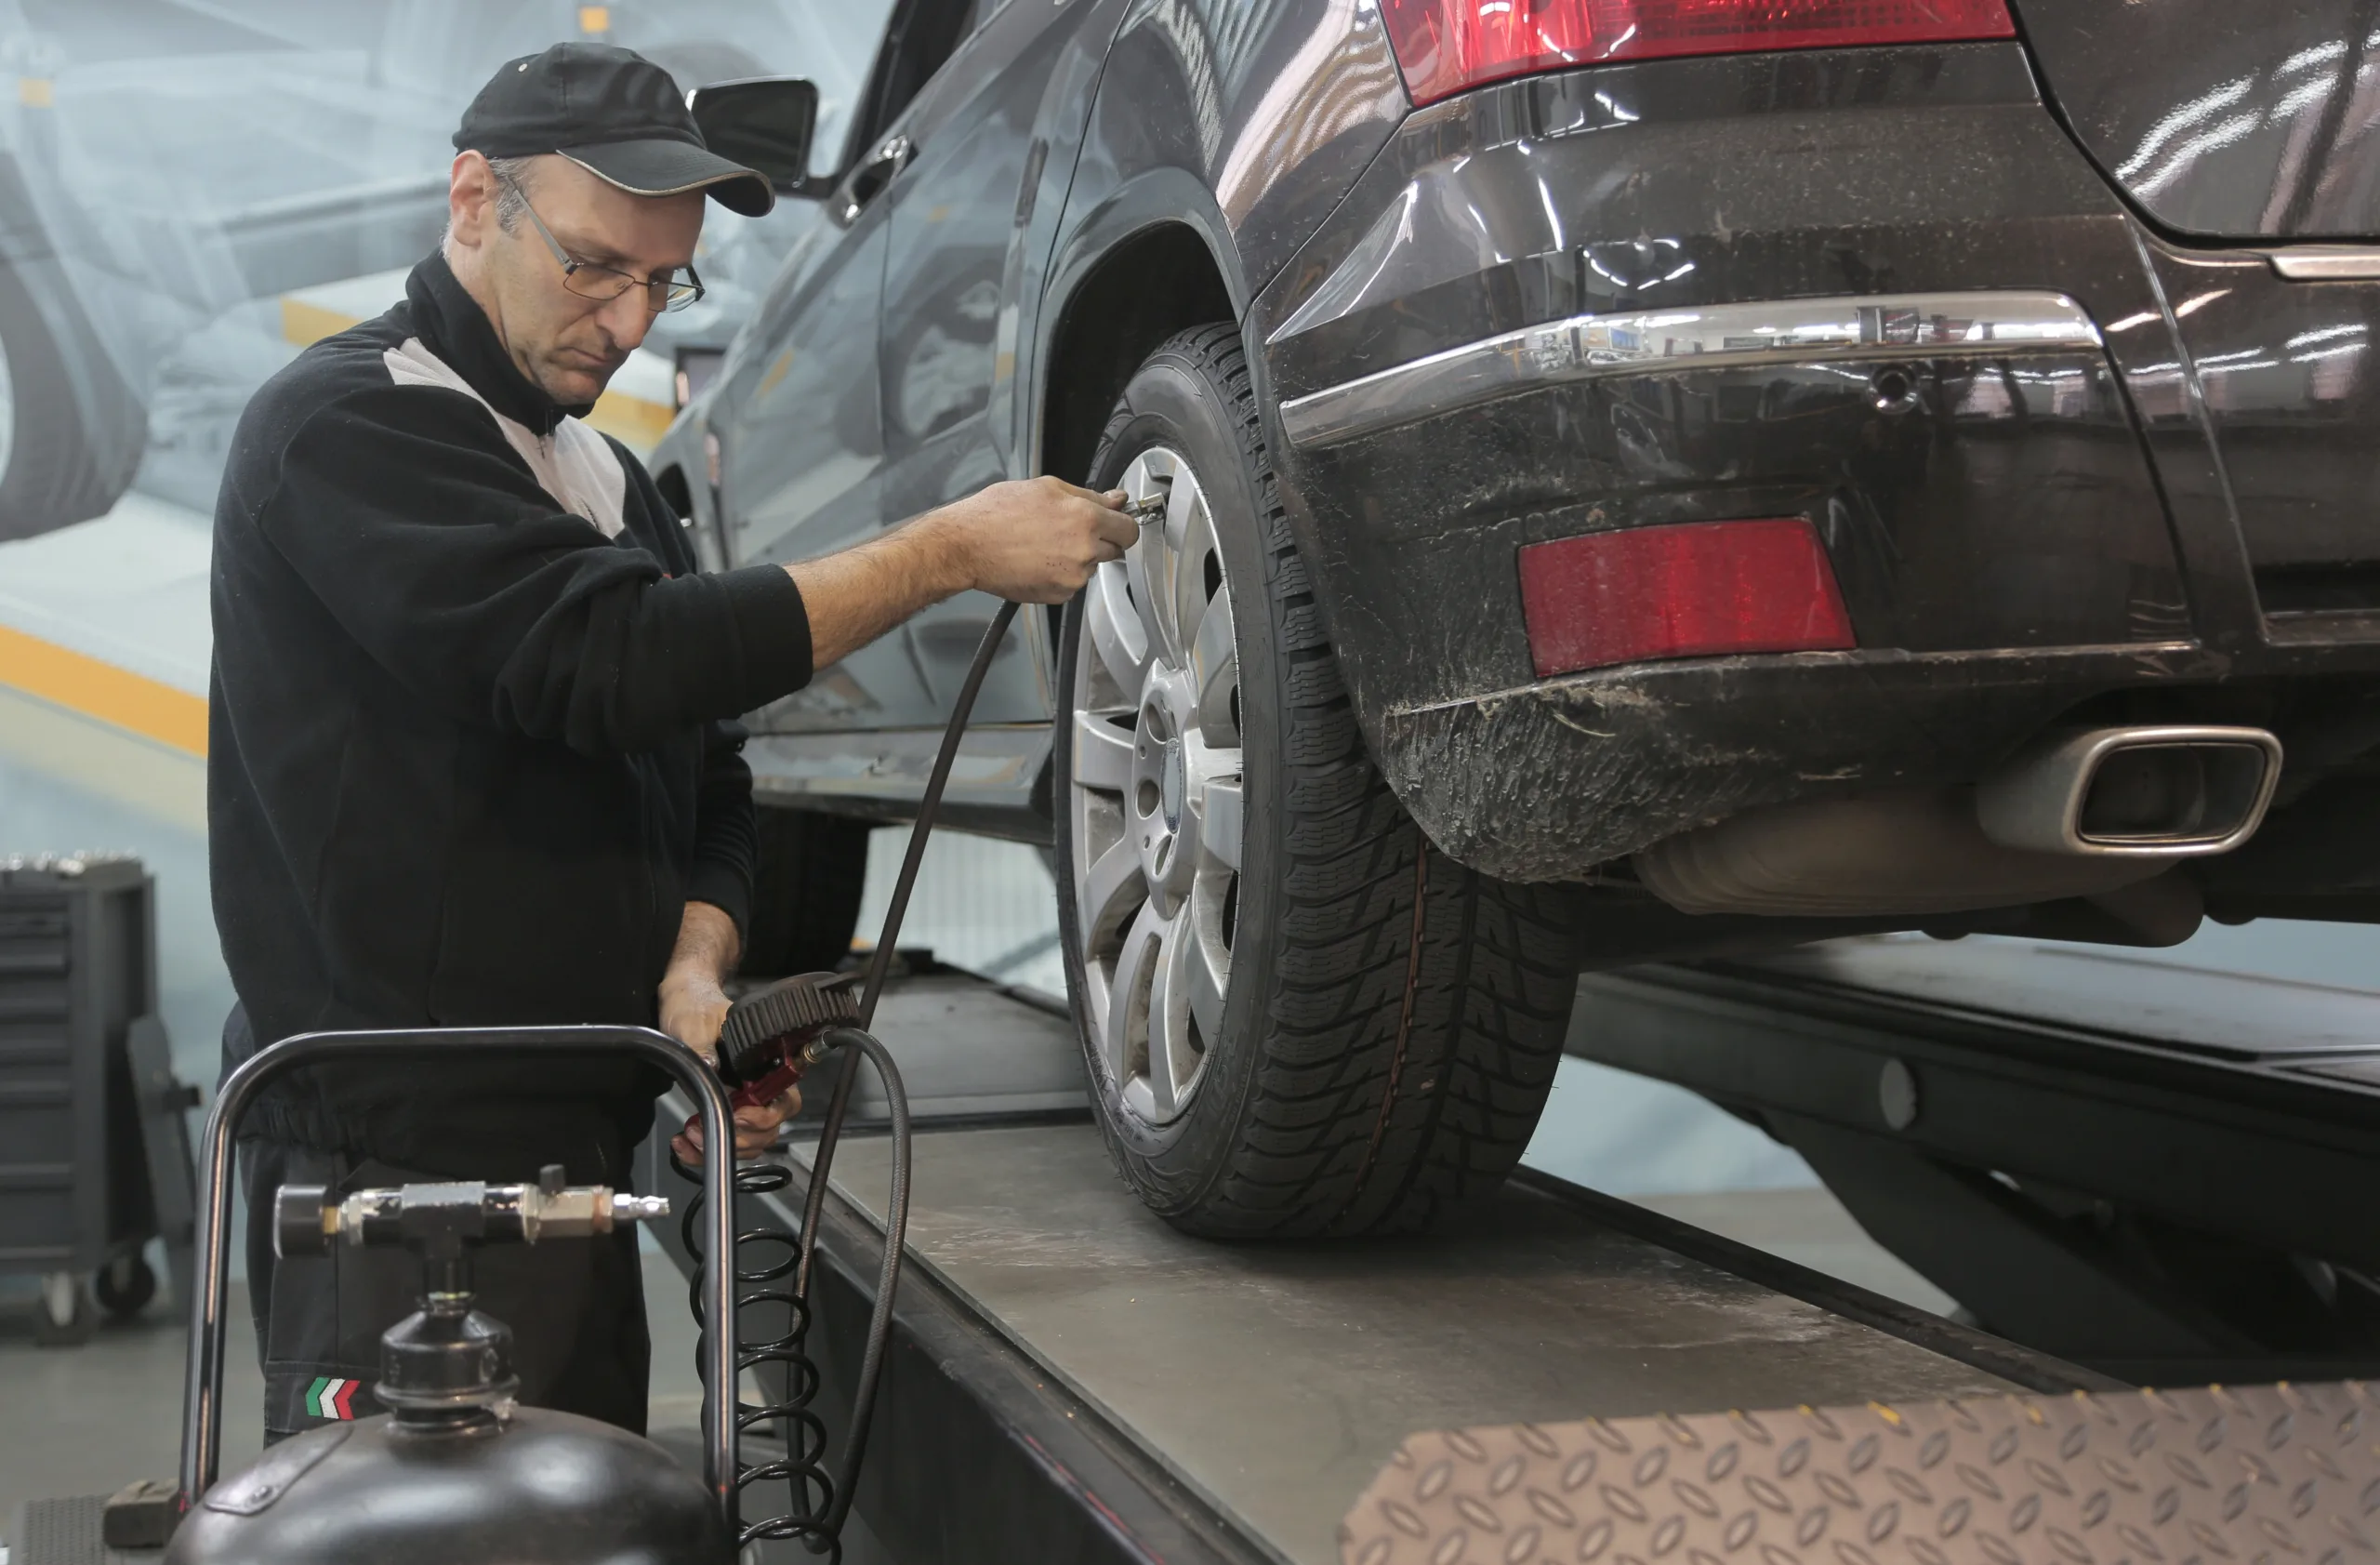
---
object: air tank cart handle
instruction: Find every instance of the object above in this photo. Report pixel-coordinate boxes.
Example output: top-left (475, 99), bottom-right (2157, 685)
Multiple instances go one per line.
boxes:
top-left (177, 1026), bottom-right (743, 1527)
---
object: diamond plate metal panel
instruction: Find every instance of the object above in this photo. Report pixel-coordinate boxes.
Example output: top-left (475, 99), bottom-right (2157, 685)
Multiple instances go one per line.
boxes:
top-left (1342, 1382), bottom-right (2380, 1565)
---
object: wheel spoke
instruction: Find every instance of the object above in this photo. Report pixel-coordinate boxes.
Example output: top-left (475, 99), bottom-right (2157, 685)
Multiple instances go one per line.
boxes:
top-left (1142, 466), bottom-right (1210, 671)
top-left (1086, 562), bottom-right (1149, 699)
top-left (1184, 910), bottom-right (1228, 1048)
top-left (1102, 902), bottom-right (1165, 1088)
top-left (1072, 712), bottom-right (1134, 791)
top-left (1197, 776), bottom-right (1243, 872)
top-left (1080, 943), bottom-right (1111, 1041)
top-left (1173, 478), bottom-right (1219, 664)
top-left (1145, 904), bottom-right (1195, 1117)
top-left (1078, 836), bottom-right (1144, 954)
top-left (1123, 446), bottom-right (1177, 496)
top-left (1127, 521), bottom-right (1182, 673)
top-left (1190, 583), bottom-right (1237, 741)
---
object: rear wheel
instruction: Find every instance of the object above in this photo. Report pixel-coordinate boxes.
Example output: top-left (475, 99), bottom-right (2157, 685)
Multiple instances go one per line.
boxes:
top-left (1054, 325), bottom-right (1579, 1238)
top-left (742, 804), bottom-right (872, 978)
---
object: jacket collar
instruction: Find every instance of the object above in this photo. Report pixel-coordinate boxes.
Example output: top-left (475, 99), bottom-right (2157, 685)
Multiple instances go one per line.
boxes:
top-left (404, 250), bottom-right (591, 434)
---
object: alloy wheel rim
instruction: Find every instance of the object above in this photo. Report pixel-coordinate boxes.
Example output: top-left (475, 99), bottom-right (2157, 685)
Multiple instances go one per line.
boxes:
top-left (1069, 446), bottom-right (1244, 1127)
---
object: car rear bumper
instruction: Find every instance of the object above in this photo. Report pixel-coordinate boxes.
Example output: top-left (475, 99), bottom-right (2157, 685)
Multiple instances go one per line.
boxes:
top-left (1373, 647), bottom-right (2213, 880)
top-left (1251, 41), bottom-right (2380, 882)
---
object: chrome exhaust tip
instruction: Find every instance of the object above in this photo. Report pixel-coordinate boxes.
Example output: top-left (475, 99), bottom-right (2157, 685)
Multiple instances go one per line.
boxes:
top-left (1975, 725), bottom-right (2283, 857)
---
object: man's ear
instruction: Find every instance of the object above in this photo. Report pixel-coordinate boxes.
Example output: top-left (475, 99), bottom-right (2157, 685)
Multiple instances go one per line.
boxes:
top-left (448, 151), bottom-right (498, 249)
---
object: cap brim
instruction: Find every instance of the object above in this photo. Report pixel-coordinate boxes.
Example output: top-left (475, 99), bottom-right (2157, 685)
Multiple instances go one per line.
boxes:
top-left (559, 139), bottom-right (775, 217)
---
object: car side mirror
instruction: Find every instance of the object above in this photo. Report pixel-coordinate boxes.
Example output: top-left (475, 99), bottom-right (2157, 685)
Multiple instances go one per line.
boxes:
top-left (688, 77), bottom-right (835, 201)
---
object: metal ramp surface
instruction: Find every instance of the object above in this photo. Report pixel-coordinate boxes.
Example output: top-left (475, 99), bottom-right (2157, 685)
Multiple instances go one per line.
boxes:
top-left (654, 973), bottom-right (2098, 1565)
top-left (654, 962), bottom-right (2379, 1565)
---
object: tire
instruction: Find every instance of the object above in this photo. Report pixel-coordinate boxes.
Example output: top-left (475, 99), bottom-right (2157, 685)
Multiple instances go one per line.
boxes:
top-left (1053, 324), bottom-right (1579, 1238)
top-left (742, 804), bottom-right (873, 978)
top-left (0, 258), bottom-right (141, 541)
top-left (94, 1253), bottom-right (157, 1318)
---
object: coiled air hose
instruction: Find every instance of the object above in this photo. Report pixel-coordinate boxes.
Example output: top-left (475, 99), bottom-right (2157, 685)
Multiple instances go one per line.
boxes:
top-left (673, 598), bottom-right (1023, 1558)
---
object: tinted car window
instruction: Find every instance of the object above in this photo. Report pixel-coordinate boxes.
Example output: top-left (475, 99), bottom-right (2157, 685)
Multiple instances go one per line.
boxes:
top-left (842, 0), bottom-right (980, 161)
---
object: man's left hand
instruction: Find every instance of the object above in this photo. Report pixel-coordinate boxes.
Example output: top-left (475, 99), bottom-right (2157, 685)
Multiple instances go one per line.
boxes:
top-left (660, 901), bottom-right (800, 1163)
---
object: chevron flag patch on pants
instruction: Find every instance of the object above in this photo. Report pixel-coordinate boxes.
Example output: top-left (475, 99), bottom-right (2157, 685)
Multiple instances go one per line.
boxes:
top-left (305, 1377), bottom-right (365, 1420)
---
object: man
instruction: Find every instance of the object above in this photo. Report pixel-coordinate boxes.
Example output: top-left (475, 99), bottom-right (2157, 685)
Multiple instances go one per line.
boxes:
top-left (210, 43), bottom-right (1133, 1441)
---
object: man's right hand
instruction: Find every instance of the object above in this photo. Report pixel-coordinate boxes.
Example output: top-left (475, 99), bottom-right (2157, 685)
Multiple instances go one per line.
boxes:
top-left (922, 476), bottom-right (1139, 604)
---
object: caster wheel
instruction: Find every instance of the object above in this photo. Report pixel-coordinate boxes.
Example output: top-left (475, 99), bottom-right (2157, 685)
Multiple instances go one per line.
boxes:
top-left (95, 1253), bottom-right (157, 1317)
top-left (33, 1270), bottom-right (95, 1346)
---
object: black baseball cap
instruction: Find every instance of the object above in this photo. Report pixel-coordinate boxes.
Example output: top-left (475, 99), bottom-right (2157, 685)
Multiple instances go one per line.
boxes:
top-left (455, 43), bottom-right (774, 218)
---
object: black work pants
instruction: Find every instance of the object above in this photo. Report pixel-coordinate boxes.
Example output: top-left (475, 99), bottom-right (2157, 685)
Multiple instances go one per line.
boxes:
top-left (241, 1137), bottom-right (651, 1441)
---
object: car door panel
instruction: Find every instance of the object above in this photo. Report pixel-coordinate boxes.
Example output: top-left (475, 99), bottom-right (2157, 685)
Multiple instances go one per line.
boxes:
top-left (718, 196), bottom-right (903, 734)
top-left (879, 0), bottom-right (1113, 728)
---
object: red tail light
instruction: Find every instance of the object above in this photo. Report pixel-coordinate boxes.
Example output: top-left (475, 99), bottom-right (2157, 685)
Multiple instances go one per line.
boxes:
top-left (1517, 518), bottom-right (1856, 678)
top-left (1379, 0), bottom-right (2016, 105)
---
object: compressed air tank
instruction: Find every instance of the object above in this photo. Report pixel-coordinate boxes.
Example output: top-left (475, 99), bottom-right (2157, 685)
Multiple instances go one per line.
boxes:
top-left (168, 1177), bottom-right (729, 1565)
top-left (165, 1404), bottom-right (729, 1565)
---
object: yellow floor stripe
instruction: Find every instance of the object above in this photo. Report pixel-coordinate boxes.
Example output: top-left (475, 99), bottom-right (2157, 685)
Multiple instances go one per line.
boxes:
top-left (279, 296), bottom-right (357, 350)
top-left (586, 393), bottom-right (674, 448)
top-left (0, 625), bottom-right (206, 757)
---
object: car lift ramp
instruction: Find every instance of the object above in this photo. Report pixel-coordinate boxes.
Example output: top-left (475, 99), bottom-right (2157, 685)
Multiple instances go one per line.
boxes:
top-left (653, 971), bottom-right (2186, 1565)
top-left (1568, 935), bottom-right (2380, 1386)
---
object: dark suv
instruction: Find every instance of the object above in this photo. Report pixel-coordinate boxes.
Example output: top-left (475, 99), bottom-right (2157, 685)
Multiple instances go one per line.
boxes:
top-left (656, 0), bottom-right (2380, 1238)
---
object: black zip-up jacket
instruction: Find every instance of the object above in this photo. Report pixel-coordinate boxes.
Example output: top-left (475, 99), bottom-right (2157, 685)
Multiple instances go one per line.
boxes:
top-left (210, 251), bottom-right (813, 1179)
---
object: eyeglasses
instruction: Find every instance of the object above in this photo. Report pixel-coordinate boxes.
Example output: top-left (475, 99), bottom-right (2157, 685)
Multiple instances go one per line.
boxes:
top-left (498, 172), bottom-right (706, 314)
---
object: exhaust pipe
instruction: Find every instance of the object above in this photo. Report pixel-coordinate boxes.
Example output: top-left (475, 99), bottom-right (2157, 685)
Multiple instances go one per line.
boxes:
top-left (1633, 789), bottom-right (2174, 919)
top-left (1974, 725), bottom-right (2282, 857)
top-left (1632, 725), bottom-right (2281, 929)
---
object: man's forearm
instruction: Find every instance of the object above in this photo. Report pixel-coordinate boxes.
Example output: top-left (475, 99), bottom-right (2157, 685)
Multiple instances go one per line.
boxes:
top-left (665, 899), bottom-right (741, 987)
top-left (784, 514), bottom-right (971, 671)
top-left (781, 477), bottom-right (1140, 672)
top-left (659, 900), bottom-right (739, 1066)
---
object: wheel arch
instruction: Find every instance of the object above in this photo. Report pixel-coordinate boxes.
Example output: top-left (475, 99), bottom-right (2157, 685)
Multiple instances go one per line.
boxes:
top-left (1034, 186), bottom-right (1242, 487)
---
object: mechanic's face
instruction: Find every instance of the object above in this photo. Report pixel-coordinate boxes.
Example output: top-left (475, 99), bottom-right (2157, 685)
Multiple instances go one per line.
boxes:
top-left (447, 152), bottom-right (704, 408)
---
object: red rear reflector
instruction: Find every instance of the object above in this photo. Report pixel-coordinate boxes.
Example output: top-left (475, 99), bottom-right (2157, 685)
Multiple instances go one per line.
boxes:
top-left (1518, 518), bottom-right (1856, 678)
top-left (1379, 0), bottom-right (2016, 105)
